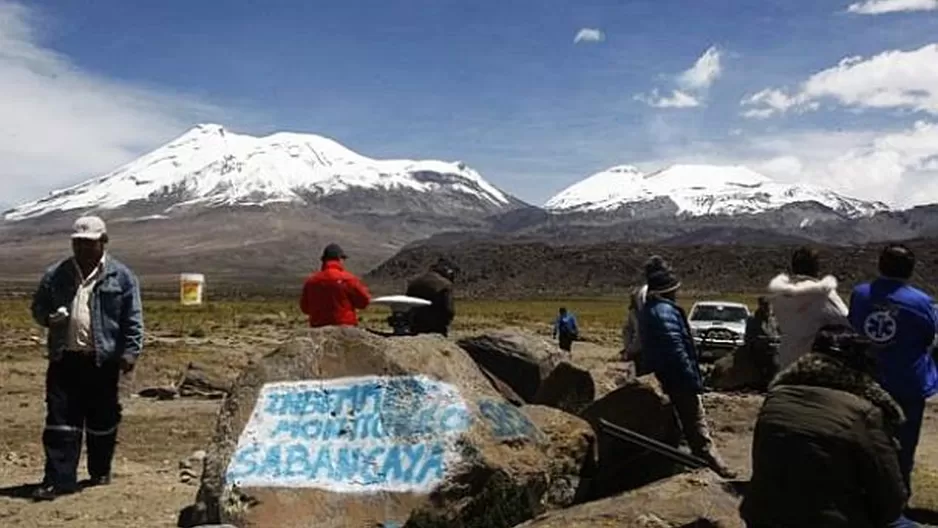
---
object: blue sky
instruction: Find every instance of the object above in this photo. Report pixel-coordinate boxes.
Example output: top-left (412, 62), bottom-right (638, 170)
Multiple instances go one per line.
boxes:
top-left (2, 0), bottom-right (938, 209)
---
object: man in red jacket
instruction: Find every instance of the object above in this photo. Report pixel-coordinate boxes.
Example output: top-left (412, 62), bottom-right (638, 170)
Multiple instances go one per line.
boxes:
top-left (300, 243), bottom-right (371, 327)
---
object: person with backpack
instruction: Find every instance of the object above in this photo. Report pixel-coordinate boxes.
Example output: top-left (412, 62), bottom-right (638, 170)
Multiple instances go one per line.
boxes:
top-left (638, 255), bottom-right (735, 479)
top-left (552, 307), bottom-right (579, 351)
top-left (849, 244), bottom-right (938, 527)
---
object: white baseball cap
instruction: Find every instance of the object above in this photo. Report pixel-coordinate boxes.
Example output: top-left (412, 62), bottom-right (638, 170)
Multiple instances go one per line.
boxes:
top-left (71, 216), bottom-right (107, 240)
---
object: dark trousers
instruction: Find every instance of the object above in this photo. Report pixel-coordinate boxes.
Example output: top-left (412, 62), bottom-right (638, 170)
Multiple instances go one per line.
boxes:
top-left (43, 354), bottom-right (122, 489)
top-left (751, 344), bottom-right (779, 391)
top-left (558, 333), bottom-right (574, 352)
top-left (893, 394), bottom-right (926, 491)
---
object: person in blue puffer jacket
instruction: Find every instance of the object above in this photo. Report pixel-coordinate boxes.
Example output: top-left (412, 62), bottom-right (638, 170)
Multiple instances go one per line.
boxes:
top-left (638, 255), bottom-right (736, 479)
top-left (849, 243), bottom-right (938, 526)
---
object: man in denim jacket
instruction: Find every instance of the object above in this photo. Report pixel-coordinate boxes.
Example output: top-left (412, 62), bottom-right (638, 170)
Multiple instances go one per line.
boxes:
top-left (29, 216), bottom-right (144, 501)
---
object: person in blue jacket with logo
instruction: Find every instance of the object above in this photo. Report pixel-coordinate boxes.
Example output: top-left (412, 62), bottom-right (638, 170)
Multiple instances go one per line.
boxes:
top-left (849, 243), bottom-right (938, 525)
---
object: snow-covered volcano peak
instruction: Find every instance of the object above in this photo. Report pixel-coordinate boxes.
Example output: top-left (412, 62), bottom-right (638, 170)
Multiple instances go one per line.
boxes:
top-left (643, 164), bottom-right (771, 186)
top-left (545, 163), bottom-right (888, 218)
top-left (4, 125), bottom-right (514, 221)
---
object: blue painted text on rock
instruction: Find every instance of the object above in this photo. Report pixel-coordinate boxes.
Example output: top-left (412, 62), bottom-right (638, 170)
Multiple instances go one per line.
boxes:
top-left (225, 376), bottom-right (472, 490)
top-left (478, 399), bottom-right (543, 441)
top-left (227, 441), bottom-right (446, 487)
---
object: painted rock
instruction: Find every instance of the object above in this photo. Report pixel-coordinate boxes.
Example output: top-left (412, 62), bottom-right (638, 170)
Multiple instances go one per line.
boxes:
top-left (183, 327), bottom-right (593, 528)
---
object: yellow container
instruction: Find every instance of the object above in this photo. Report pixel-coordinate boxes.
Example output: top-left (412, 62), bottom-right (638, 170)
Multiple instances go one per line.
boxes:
top-left (179, 273), bottom-right (205, 305)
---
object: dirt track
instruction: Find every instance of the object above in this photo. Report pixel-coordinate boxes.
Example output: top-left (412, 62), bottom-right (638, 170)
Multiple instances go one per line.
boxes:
top-left (3, 325), bottom-right (938, 526)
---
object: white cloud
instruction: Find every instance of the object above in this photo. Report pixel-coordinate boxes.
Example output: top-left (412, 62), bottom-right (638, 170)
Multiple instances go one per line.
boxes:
top-left (0, 1), bottom-right (229, 208)
top-left (636, 122), bottom-right (938, 207)
top-left (739, 123), bottom-right (938, 207)
top-left (636, 46), bottom-right (722, 110)
top-left (634, 89), bottom-right (701, 108)
top-left (573, 28), bottom-right (605, 44)
top-left (677, 46), bottom-right (723, 90)
top-left (847, 0), bottom-right (938, 15)
top-left (741, 43), bottom-right (938, 118)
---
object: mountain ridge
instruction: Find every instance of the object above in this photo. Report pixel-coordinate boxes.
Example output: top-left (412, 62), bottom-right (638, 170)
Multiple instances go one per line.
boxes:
top-left (543, 163), bottom-right (889, 219)
top-left (3, 126), bottom-right (936, 288)
top-left (3, 123), bottom-right (519, 222)
top-left (0, 124), bottom-right (526, 283)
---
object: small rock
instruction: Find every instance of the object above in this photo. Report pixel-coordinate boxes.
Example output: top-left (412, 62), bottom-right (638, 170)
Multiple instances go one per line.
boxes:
top-left (532, 361), bottom-right (596, 415)
top-left (138, 386), bottom-right (179, 400)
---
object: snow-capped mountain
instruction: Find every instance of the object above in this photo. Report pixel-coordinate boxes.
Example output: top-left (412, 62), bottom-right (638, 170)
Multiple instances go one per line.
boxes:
top-left (544, 164), bottom-right (889, 218)
top-left (4, 124), bottom-right (516, 222)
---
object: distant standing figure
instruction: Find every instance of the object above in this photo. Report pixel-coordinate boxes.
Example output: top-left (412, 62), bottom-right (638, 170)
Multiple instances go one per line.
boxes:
top-left (768, 245), bottom-right (849, 370)
top-left (740, 327), bottom-right (907, 528)
top-left (745, 296), bottom-right (781, 390)
top-left (553, 307), bottom-right (579, 352)
top-left (300, 243), bottom-right (371, 327)
top-left (849, 244), bottom-right (938, 517)
top-left (406, 258), bottom-right (458, 336)
top-left (622, 283), bottom-right (649, 372)
top-left (29, 216), bottom-right (144, 501)
top-left (637, 255), bottom-right (735, 478)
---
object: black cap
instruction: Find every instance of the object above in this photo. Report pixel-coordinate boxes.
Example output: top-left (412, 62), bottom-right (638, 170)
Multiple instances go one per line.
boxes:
top-left (321, 243), bottom-right (347, 261)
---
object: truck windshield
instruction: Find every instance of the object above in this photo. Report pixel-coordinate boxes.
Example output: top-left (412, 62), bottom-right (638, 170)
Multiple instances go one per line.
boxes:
top-left (690, 305), bottom-right (748, 323)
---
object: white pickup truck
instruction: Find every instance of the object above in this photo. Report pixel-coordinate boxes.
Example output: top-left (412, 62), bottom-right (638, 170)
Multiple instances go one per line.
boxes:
top-left (687, 300), bottom-right (750, 351)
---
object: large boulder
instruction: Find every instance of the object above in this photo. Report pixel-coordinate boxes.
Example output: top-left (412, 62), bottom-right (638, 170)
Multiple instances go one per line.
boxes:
top-left (184, 327), bottom-right (592, 528)
top-left (709, 346), bottom-right (763, 392)
top-left (532, 362), bottom-right (595, 415)
top-left (521, 406), bottom-right (597, 509)
top-left (578, 375), bottom-right (683, 499)
top-left (513, 469), bottom-right (744, 528)
top-left (456, 330), bottom-right (567, 402)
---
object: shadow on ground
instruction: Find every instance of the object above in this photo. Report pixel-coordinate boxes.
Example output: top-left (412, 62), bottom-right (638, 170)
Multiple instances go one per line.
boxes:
top-left (0, 483), bottom-right (37, 500)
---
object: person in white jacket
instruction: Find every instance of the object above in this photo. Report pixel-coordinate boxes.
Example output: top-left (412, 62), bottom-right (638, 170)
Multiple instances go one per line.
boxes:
top-left (767, 246), bottom-right (850, 370)
top-left (621, 283), bottom-right (648, 365)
